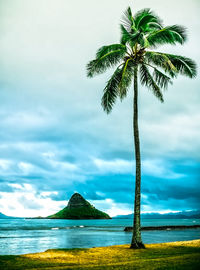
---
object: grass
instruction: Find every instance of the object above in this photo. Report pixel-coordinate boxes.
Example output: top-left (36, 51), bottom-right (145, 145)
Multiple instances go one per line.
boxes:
top-left (0, 240), bottom-right (200, 270)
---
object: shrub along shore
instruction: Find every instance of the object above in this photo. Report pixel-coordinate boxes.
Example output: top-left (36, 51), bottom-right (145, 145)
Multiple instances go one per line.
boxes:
top-left (0, 240), bottom-right (200, 270)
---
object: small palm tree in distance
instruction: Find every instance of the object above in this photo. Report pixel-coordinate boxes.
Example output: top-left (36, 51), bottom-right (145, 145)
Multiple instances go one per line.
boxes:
top-left (86, 7), bottom-right (197, 249)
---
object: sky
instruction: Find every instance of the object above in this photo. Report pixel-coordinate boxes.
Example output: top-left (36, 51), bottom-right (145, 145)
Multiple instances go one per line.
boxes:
top-left (0, 0), bottom-right (199, 217)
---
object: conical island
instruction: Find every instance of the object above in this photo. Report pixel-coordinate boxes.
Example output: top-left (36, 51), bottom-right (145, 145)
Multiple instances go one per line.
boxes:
top-left (47, 193), bottom-right (111, 219)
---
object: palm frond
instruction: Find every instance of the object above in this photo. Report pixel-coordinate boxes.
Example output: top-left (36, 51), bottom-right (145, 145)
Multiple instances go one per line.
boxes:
top-left (86, 44), bottom-right (126, 77)
top-left (145, 51), bottom-right (197, 78)
top-left (153, 68), bottom-right (172, 89)
top-left (162, 53), bottom-right (197, 78)
top-left (140, 64), bottom-right (164, 102)
top-left (101, 59), bottom-right (135, 112)
top-left (148, 22), bottom-right (162, 30)
top-left (145, 51), bottom-right (177, 77)
top-left (121, 6), bottom-right (136, 33)
top-left (134, 8), bottom-right (163, 31)
top-left (118, 59), bottom-right (135, 99)
top-left (147, 25), bottom-right (187, 47)
top-left (101, 66), bottom-right (123, 113)
top-left (87, 6), bottom-right (197, 114)
top-left (96, 44), bottom-right (126, 58)
top-left (120, 24), bottom-right (140, 45)
top-left (138, 33), bottom-right (150, 48)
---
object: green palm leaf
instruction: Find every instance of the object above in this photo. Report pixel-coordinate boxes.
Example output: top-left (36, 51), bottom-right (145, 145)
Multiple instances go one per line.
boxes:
top-left (153, 68), bottom-right (172, 89)
top-left (140, 64), bottom-right (164, 102)
top-left (134, 8), bottom-right (163, 32)
top-left (138, 33), bottom-right (150, 48)
top-left (118, 59), bottom-right (135, 99)
top-left (145, 51), bottom-right (177, 77)
top-left (101, 66), bottom-right (123, 113)
top-left (147, 22), bottom-right (162, 30)
top-left (96, 44), bottom-right (126, 58)
top-left (120, 24), bottom-right (140, 46)
top-left (147, 25), bottom-right (187, 47)
top-left (121, 6), bottom-right (136, 33)
top-left (86, 44), bottom-right (126, 77)
top-left (162, 53), bottom-right (197, 78)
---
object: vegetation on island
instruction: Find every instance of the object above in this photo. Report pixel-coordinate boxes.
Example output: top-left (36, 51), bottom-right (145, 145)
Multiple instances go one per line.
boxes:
top-left (86, 7), bottom-right (197, 248)
top-left (48, 205), bottom-right (110, 219)
top-left (0, 240), bottom-right (200, 270)
top-left (47, 193), bottom-right (111, 219)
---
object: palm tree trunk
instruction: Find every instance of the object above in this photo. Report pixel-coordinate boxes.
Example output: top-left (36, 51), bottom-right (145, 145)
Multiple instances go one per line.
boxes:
top-left (130, 65), bottom-right (145, 249)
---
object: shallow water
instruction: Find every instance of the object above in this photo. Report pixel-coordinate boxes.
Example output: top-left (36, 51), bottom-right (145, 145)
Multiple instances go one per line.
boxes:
top-left (0, 218), bottom-right (199, 255)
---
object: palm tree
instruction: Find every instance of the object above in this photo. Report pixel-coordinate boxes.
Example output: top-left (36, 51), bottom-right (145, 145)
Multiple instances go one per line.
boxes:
top-left (86, 7), bottom-right (197, 249)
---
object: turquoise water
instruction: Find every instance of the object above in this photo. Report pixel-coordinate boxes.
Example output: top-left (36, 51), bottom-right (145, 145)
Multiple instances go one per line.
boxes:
top-left (0, 218), bottom-right (199, 255)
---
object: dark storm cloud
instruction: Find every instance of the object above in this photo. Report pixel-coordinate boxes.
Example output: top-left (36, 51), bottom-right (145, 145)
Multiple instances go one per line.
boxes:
top-left (44, 158), bottom-right (200, 212)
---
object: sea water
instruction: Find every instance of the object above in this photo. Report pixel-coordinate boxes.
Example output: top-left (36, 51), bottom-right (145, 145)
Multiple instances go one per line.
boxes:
top-left (0, 218), bottom-right (199, 255)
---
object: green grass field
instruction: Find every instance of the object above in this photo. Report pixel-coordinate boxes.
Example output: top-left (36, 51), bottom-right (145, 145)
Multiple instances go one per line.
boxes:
top-left (0, 240), bottom-right (200, 270)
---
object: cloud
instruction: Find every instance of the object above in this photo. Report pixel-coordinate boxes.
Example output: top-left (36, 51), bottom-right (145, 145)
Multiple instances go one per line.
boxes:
top-left (140, 112), bottom-right (200, 159)
top-left (0, 0), bottom-right (199, 216)
top-left (142, 159), bottom-right (185, 179)
top-left (90, 198), bottom-right (133, 217)
top-left (0, 183), bottom-right (66, 217)
top-left (0, 159), bottom-right (12, 171)
top-left (93, 158), bottom-right (133, 174)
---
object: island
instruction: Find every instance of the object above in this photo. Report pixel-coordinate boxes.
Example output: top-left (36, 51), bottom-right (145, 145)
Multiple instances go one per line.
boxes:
top-left (47, 193), bottom-right (111, 219)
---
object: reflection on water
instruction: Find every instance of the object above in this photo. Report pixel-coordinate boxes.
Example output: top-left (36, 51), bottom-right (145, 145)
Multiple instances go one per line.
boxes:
top-left (0, 219), bottom-right (199, 255)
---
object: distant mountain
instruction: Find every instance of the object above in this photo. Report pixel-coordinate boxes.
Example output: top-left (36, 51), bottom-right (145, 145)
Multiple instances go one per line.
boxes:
top-left (47, 193), bottom-right (111, 219)
top-left (0, 212), bottom-right (9, 219)
top-left (113, 210), bottom-right (200, 219)
top-left (0, 212), bottom-right (20, 219)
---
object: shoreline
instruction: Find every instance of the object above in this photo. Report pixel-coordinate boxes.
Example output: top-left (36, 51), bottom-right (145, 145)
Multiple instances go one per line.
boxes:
top-left (124, 224), bottom-right (200, 231)
top-left (0, 240), bottom-right (200, 269)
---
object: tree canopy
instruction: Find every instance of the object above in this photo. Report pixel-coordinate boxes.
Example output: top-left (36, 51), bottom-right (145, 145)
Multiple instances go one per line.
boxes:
top-left (87, 7), bottom-right (197, 113)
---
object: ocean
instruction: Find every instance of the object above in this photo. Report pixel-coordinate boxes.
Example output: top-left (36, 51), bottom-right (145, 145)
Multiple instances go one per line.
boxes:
top-left (0, 218), bottom-right (199, 255)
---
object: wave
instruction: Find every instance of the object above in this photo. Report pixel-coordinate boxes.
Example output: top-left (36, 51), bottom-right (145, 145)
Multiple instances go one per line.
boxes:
top-left (0, 225), bottom-right (123, 231)
top-left (0, 226), bottom-right (76, 231)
